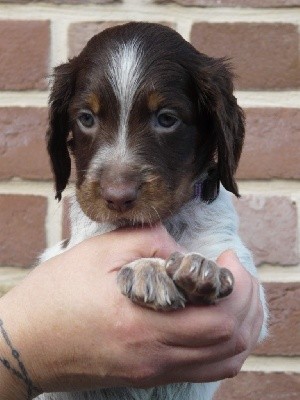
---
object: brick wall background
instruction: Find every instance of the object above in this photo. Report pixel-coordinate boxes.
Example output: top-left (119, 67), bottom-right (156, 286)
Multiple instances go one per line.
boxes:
top-left (0, 0), bottom-right (299, 398)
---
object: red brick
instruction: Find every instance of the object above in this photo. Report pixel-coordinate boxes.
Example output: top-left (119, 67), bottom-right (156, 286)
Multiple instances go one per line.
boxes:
top-left (0, 0), bottom-right (117, 3)
top-left (190, 23), bottom-right (299, 90)
top-left (215, 372), bottom-right (300, 400)
top-left (155, 0), bottom-right (300, 6)
top-left (234, 195), bottom-right (298, 266)
top-left (0, 21), bottom-right (50, 90)
top-left (0, 108), bottom-right (52, 181)
top-left (0, 195), bottom-right (47, 267)
top-left (69, 21), bottom-right (129, 57)
top-left (237, 108), bottom-right (300, 179)
top-left (254, 283), bottom-right (300, 356)
top-left (68, 21), bottom-right (175, 57)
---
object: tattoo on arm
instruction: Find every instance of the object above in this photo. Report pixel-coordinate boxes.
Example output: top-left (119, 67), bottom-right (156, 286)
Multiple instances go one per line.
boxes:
top-left (0, 318), bottom-right (39, 399)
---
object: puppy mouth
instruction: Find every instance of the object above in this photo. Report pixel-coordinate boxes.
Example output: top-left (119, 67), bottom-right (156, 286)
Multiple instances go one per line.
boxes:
top-left (76, 177), bottom-right (177, 226)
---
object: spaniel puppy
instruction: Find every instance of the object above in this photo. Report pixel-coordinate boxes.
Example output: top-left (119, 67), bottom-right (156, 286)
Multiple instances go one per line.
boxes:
top-left (37, 22), bottom-right (267, 400)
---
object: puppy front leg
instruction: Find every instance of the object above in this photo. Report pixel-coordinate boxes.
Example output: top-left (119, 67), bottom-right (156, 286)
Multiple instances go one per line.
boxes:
top-left (117, 258), bottom-right (186, 311)
top-left (117, 253), bottom-right (234, 310)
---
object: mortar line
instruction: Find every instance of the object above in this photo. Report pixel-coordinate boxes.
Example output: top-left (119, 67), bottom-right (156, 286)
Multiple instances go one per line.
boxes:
top-left (1, 91), bottom-right (300, 108)
top-left (0, 4), bottom-right (300, 24)
top-left (0, 180), bottom-right (299, 196)
top-left (243, 355), bottom-right (300, 373)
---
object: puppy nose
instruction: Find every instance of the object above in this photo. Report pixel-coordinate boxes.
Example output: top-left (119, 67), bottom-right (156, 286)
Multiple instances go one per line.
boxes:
top-left (101, 184), bottom-right (138, 212)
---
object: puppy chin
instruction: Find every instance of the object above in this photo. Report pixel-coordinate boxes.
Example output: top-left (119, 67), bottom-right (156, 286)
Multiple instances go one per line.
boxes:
top-left (75, 175), bottom-right (194, 226)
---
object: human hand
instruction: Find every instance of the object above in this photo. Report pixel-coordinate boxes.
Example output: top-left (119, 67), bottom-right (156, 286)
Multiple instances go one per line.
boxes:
top-left (155, 250), bottom-right (264, 383)
top-left (0, 225), bottom-right (264, 399)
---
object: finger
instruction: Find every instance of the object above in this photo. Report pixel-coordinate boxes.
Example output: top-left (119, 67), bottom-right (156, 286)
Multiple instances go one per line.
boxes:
top-left (155, 299), bottom-right (262, 369)
top-left (237, 278), bottom-right (264, 352)
top-left (164, 350), bottom-right (248, 384)
top-left (150, 268), bottom-right (262, 349)
top-left (147, 304), bottom-right (238, 348)
top-left (157, 325), bottom-right (246, 369)
top-left (148, 273), bottom-right (254, 348)
top-left (102, 224), bottom-right (184, 268)
top-left (216, 251), bottom-right (256, 322)
top-left (147, 224), bottom-right (186, 259)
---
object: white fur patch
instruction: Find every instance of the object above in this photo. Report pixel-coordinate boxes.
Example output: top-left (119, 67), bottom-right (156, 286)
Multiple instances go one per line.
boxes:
top-left (107, 40), bottom-right (143, 158)
top-left (87, 144), bottom-right (138, 181)
top-left (87, 41), bottom-right (143, 178)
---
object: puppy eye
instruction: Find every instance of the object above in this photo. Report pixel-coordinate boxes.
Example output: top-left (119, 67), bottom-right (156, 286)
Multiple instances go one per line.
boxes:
top-left (156, 110), bottom-right (180, 129)
top-left (77, 111), bottom-right (95, 129)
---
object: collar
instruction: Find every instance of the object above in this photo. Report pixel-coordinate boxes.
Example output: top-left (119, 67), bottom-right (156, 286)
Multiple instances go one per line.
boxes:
top-left (194, 180), bottom-right (203, 199)
top-left (193, 168), bottom-right (220, 203)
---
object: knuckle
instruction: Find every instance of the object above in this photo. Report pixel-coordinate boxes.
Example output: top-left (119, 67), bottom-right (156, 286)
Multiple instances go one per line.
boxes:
top-left (216, 316), bottom-right (236, 342)
top-left (225, 360), bottom-right (243, 379)
top-left (235, 331), bottom-right (249, 355)
top-left (127, 364), bottom-right (159, 388)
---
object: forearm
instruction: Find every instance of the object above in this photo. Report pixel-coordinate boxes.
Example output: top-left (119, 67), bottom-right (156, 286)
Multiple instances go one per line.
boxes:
top-left (0, 359), bottom-right (28, 400)
top-left (0, 290), bottom-right (40, 400)
top-left (0, 319), bottom-right (34, 400)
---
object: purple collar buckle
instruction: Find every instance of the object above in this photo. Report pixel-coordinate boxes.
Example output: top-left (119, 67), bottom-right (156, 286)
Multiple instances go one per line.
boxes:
top-left (194, 181), bottom-right (203, 199)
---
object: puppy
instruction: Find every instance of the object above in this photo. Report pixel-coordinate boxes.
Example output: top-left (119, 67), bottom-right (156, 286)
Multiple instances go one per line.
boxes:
top-left (37, 22), bottom-right (267, 400)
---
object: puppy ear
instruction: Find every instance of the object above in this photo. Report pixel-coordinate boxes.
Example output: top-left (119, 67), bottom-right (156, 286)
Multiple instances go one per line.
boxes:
top-left (47, 60), bottom-right (75, 201)
top-left (191, 55), bottom-right (245, 201)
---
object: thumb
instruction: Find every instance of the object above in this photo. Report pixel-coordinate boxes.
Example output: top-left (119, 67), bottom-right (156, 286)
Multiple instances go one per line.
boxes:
top-left (216, 250), bottom-right (241, 269)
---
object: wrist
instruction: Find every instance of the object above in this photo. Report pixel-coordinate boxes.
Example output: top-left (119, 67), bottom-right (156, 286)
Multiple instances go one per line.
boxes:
top-left (0, 319), bottom-right (32, 400)
top-left (0, 361), bottom-right (28, 400)
top-left (0, 292), bottom-right (41, 400)
top-left (0, 378), bottom-right (24, 400)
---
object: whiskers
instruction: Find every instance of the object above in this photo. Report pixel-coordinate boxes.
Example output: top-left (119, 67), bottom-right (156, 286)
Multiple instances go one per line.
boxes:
top-left (150, 205), bottom-right (162, 225)
top-left (76, 186), bottom-right (166, 230)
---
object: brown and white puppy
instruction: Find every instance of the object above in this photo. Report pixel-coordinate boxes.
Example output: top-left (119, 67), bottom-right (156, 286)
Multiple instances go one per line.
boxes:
top-left (38, 22), bottom-right (267, 400)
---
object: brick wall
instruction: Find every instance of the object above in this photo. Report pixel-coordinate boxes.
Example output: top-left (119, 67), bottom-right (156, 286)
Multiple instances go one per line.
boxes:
top-left (0, 0), bottom-right (299, 398)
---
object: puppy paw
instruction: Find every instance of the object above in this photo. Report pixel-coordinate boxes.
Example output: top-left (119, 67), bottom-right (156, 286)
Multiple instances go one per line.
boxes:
top-left (165, 252), bottom-right (234, 304)
top-left (117, 258), bottom-right (186, 311)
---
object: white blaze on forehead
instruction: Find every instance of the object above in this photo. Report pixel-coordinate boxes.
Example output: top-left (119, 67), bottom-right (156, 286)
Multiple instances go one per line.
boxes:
top-left (106, 39), bottom-right (143, 158)
top-left (87, 40), bottom-right (143, 179)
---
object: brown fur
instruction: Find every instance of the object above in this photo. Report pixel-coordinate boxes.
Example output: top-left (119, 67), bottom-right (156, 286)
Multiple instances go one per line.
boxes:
top-left (88, 93), bottom-right (101, 114)
top-left (147, 92), bottom-right (165, 112)
top-left (47, 20), bottom-right (239, 337)
top-left (47, 22), bottom-right (244, 225)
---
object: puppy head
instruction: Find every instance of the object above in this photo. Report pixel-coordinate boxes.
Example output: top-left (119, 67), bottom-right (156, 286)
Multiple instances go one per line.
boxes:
top-left (47, 22), bottom-right (244, 225)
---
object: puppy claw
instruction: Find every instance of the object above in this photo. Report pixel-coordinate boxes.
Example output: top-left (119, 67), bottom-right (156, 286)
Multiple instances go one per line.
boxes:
top-left (219, 267), bottom-right (234, 298)
top-left (118, 267), bottom-right (134, 296)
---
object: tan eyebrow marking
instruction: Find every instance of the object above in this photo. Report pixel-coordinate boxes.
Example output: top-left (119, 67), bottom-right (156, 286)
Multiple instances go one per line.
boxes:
top-left (147, 92), bottom-right (165, 112)
top-left (88, 93), bottom-right (101, 114)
